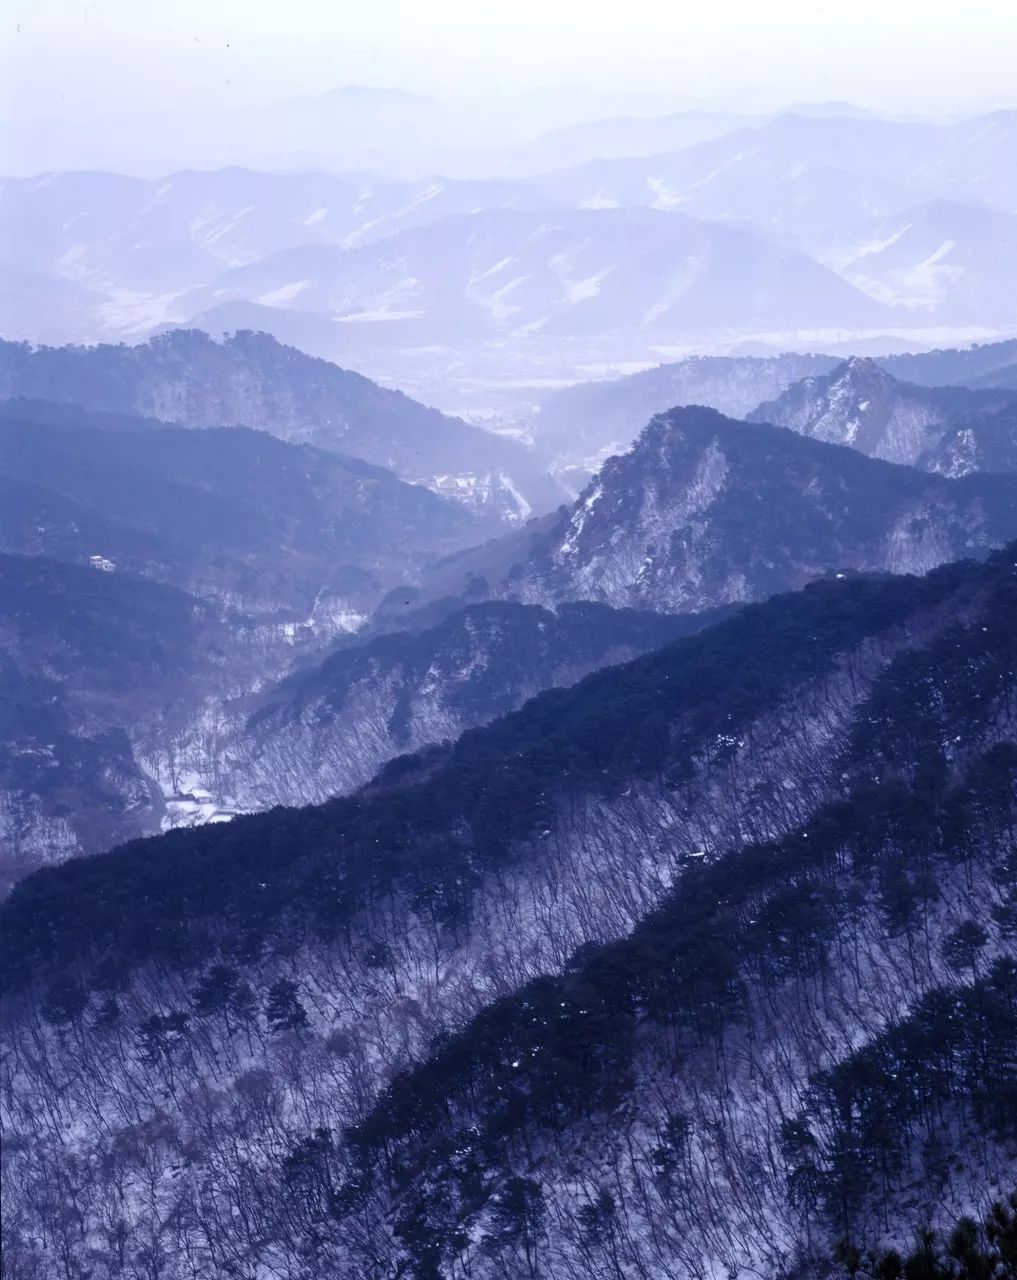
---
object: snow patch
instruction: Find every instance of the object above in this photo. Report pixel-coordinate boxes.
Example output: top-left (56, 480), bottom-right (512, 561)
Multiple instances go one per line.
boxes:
top-left (256, 280), bottom-right (311, 306)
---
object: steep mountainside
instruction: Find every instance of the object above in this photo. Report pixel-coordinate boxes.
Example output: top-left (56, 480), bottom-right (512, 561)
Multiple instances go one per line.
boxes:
top-left (536, 353), bottom-right (840, 472)
top-left (0, 555), bottom-right (235, 887)
top-left (1, 548), bottom-right (1014, 1276)
top-left (181, 207), bottom-right (890, 344)
top-left (535, 341), bottom-right (1017, 478)
top-left (0, 413), bottom-right (480, 618)
top-left (749, 357), bottom-right (1017, 472)
top-left (425, 406), bottom-right (1017, 613)
top-left (808, 199), bottom-right (1017, 325)
top-left (926, 402), bottom-right (1017, 478)
top-left (0, 331), bottom-right (560, 521)
top-left (206, 601), bottom-right (725, 810)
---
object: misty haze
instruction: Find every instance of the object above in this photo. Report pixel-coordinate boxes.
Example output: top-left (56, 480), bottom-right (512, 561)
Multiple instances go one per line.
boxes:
top-left (1, 3), bottom-right (1016, 1278)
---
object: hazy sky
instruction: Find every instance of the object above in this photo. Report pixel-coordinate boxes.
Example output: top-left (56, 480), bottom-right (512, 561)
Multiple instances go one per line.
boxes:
top-left (4, 0), bottom-right (1017, 120)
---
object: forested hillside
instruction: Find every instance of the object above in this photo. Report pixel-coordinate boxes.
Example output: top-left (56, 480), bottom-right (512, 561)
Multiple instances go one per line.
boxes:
top-left (5, 20), bottom-right (1017, 1278)
top-left (415, 405), bottom-right (1017, 613)
top-left (2, 547), bottom-right (1013, 1277)
top-left (0, 331), bottom-right (561, 521)
top-left (0, 555), bottom-right (230, 886)
top-left (0, 412), bottom-right (480, 616)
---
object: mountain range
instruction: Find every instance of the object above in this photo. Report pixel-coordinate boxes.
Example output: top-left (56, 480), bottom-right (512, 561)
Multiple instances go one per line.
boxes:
top-left (2, 543), bottom-right (1013, 1275)
top-left (5, 109), bottom-right (1017, 366)
top-left (0, 167), bottom-right (551, 298)
top-left (806, 198), bottom-right (1017, 326)
top-left (178, 207), bottom-right (891, 346)
top-left (749, 356), bottom-right (1017, 473)
top-left (0, 407), bottom-right (481, 617)
top-left (5, 335), bottom-right (1017, 875)
top-left (416, 405), bottom-right (1017, 613)
top-left (3, 94), bottom-right (1017, 1276)
top-left (532, 111), bottom-right (1017, 240)
top-left (535, 339), bottom-right (1017, 474)
top-left (0, 386), bottom-right (518, 876)
top-left (0, 330), bottom-right (561, 521)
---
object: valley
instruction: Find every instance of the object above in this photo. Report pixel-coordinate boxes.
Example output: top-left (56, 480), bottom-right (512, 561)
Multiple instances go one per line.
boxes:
top-left (1, 68), bottom-right (1015, 1280)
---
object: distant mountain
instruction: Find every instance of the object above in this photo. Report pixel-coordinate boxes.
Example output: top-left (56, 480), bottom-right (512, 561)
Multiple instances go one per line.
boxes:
top-left (183, 208), bottom-right (890, 345)
top-left (783, 100), bottom-right (876, 119)
top-left (5, 111), bottom-right (1013, 356)
top-left (532, 111), bottom-right (1017, 242)
top-left (0, 331), bottom-right (560, 521)
top-left (535, 340), bottom-right (1017, 477)
top-left (0, 554), bottom-right (229, 887)
top-left (0, 259), bottom-right (108, 346)
top-left (425, 406), bottom-right (1017, 613)
top-left (811, 199), bottom-right (1017, 325)
top-left (535, 353), bottom-right (840, 473)
top-left (0, 411), bottom-right (480, 618)
top-left (0, 167), bottom-right (549, 284)
top-left (878, 338), bottom-right (1017, 387)
top-left (0, 168), bottom-right (552, 343)
top-left (494, 110), bottom-right (758, 176)
top-left (749, 357), bottom-right (1017, 472)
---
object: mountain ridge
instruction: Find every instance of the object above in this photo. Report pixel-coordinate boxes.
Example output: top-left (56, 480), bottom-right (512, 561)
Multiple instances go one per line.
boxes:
top-left (2, 546), bottom-right (1014, 1275)
top-left (0, 330), bottom-right (561, 521)
top-left (748, 355), bottom-right (1017, 473)
top-left (418, 404), bottom-right (1017, 613)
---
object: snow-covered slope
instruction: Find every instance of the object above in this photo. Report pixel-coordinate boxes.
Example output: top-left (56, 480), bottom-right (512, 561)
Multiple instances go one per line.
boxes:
top-left (749, 356), bottom-right (1017, 471)
top-left (218, 601), bottom-right (721, 810)
top-left (428, 406), bottom-right (1017, 613)
top-left (533, 111), bottom-right (1017, 241)
top-left (2, 548), bottom-right (1013, 1277)
top-left (182, 207), bottom-right (891, 345)
top-left (0, 168), bottom-right (548, 288)
top-left (811, 199), bottom-right (1017, 325)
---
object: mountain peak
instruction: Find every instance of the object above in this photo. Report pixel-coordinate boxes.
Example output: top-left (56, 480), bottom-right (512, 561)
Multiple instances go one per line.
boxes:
top-left (749, 357), bottom-right (1017, 468)
top-left (442, 402), bottom-right (1017, 616)
top-left (837, 353), bottom-right (890, 374)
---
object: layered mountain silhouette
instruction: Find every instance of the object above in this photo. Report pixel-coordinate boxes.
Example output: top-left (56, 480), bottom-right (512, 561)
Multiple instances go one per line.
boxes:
top-left (180, 207), bottom-right (891, 343)
top-left (423, 405), bottom-right (1017, 612)
top-left (4, 87), bottom-right (1017, 1280)
top-left (533, 111), bottom-right (1017, 242)
top-left (0, 406), bottom-right (481, 617)
top-left (0, 331), bottom-right (561, 521)
top-left (536, 340), bottom-right (1017, 475)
